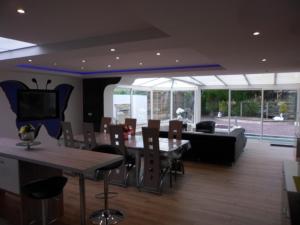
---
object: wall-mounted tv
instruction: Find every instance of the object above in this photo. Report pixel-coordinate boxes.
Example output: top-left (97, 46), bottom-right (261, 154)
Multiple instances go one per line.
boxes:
top-left (17, 90), bottom-right (59, 121)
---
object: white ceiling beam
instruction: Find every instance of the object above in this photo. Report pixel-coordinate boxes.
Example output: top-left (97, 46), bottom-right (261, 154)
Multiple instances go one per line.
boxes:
top-left (214, 75), bottom-right (227, 86)
top-left (243, 74), bottom-right (251, 86)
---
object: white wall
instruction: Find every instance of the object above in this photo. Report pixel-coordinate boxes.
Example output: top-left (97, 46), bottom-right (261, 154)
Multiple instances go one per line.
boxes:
top-left (0, 70), bottom-right (83, 146)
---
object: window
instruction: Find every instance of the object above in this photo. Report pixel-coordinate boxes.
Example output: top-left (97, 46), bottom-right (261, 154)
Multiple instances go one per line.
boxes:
top-left (132, 90), bottom-right (151, 127)
top-left (173, 91), bottom-right (194, 123)
top-left (113, 87), bottom-right (131, 124)
top-left (153, 91), bottom-right (171, 122)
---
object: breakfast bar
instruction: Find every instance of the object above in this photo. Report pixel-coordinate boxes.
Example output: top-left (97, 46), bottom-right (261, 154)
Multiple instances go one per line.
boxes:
top-left (0, 138), bottom-right (123, 225)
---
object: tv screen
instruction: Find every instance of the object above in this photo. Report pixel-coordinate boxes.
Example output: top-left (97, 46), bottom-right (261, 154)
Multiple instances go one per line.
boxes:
top-left (17, 90), bottom-right (59, 121)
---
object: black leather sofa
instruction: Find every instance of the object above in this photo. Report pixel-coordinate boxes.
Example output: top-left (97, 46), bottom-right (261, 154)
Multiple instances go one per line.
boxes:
top-left (159, 128), bottom-right (247, 165)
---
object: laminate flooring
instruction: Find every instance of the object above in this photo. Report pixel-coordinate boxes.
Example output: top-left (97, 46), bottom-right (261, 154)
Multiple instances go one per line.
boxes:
top-left (12, 140), bottom-right (299, 225)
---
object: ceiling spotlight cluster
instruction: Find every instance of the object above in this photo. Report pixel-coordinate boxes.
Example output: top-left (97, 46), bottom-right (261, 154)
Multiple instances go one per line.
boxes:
top-left (25, 46), bottom-right (181, 71)
top-left (252, 31), bottom-right (268, 63)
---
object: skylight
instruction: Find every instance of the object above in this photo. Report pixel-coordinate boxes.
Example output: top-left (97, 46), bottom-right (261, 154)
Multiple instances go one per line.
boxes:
top-left (277, 72), bottom-right (300, 84)
top-left (218, 75), bottom-right (248, 85)
top-left (246, 73), bottom-right (274, 85)
top-left (193, 76), bottom-right (224, 86)
top-left (0, 37), bottom-right (36, 53)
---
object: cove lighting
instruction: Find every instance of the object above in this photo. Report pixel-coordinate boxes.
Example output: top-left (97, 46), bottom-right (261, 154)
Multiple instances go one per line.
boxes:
top-left (0, 37), bottom-right (36, 53)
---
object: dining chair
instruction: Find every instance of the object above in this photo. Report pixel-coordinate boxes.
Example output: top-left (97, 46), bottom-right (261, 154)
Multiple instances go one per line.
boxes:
top-left (100, 117), bottom-right (112, 133)
top-left (109, 125), bottom-right (135, 187)
top-left (83, 122), bottom-right (97, 150)
top-left (125, 118), bottom-right (137, 136)
top-left (148, 119), bottom-right (160, 130)
top-left (61, 121), bottom-right (80, 148)
top-left (168, 120), bottom-right (183, 140)
top-left (141, 127), bottom-right (172, 194)
top-left (168, 120), bottom-right (185, 180)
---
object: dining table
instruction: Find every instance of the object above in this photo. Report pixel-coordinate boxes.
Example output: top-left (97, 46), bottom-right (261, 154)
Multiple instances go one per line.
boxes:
top-left (75, 132), bottom-right (191, 186)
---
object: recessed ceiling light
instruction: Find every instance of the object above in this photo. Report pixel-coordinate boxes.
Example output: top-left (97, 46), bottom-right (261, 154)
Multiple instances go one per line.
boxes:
top-left (17, 8), bottom-right (25, 14)
top-left (175, 59), bottom-right (179, 63)
top-left (28, 59), bottom-right (32, 62)
top-left (53, 62), bottom-right (57, 66)
top-left (261, 58), bottom-right (267, 62)
top-left (156, 52), bottom-right (161, 56)
top-left (116, 56), bottom-right (120, 60)
top-left (107, 64), bottom-right (111, 68)
top-left (253, 31), bottom-right (260, 36)
top-left (139, 62), bottom-right (143, 66)
top-left (81, 66), bottom-right (84, 70)
top-left (110, 48), bottom-right (116, 52)
top-left (81, 59), bottom-right (86, 63)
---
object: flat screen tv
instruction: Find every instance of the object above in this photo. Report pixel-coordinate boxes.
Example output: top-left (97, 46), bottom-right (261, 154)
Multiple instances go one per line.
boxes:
top-left (17, 90), bottom-right (59, 121)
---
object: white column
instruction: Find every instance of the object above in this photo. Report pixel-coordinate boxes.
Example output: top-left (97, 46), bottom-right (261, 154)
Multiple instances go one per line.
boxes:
top-left (228, 89), bottom-right (231, 134)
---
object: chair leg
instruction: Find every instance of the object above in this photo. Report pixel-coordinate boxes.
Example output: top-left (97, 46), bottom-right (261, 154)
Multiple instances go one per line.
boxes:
top-left (41, 199), bottom-right (48, 225)
top-left (169, 169), bottom-right (172, 188)
top-left (180, 161), bottom-right (185, 175)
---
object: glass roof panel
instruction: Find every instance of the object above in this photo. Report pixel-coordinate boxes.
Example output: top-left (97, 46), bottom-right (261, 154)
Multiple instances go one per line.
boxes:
top-left (155, 80), bottom-right (173, 88)
top-left (173, 80), bottom-right (196, 88)
top-left (246, 73), bottom-right (274, 85)
top-left (218, 75), bottom-right (247, 85)
top-left (135, 78), bottom-right (170, 87)
top-left (192, 76), bottom-right (224, 86)
top-left (172, 76), bottom-right (200, 85)
top-left (277, 72), bottom-right (300, 84)
top-left (132, 78), bottom-right (159, 86)
top-left (0, 37), bottom-right (36, 52)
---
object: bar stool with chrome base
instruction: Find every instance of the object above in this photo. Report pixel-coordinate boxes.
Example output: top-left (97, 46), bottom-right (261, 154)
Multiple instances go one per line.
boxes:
top-left (90, 145), bottom-right (125, 225)
top-left (22, 176), bottom-right (68, 225)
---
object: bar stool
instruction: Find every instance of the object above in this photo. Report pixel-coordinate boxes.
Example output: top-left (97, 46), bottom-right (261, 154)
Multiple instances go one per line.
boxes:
top-left (90, 145), bottom-right (125, 225)
top-left (22, 176), bottom-right (68, 225)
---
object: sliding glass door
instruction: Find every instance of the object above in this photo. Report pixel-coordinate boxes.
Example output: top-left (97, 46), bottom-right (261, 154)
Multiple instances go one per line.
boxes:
top-left (230, 90), bottom-right (262, 136)
top-left (263, 90), bottom-right (297, 138)
top-left (201, 89), bottom-right (229, 129)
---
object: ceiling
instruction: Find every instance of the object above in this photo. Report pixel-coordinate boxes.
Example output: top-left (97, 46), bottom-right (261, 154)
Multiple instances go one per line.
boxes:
top-left (0, 0), bottom-right (300, 77)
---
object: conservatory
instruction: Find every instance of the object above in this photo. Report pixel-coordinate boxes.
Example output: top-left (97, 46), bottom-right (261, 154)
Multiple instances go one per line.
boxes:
top-left (113, 72), bottom-right (300, 140)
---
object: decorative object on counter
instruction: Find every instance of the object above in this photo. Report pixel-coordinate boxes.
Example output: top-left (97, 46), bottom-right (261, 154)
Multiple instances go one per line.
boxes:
top-left (17, 124), bottom-right (40, 150)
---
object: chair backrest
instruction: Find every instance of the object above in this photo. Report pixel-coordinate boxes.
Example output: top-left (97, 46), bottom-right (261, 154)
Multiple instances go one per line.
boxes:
top-left (83, 122), bottom-right (97, 150)
top-left (125, 118), bottom-right (136, 136)
top-left (168, 120), bottom-right (183, 140)
top-left (100, 117), bottom-right (112, 133)
top-left (142, 127), bottom-right (161, 190)
top-left (61, 121), bottom-right (75, 147)
top-left (196, 121), bottom-right (215, 133)
top-left (148, 119), bottom-right (160, 131)
top-left (109, 124), bottom-right (127, 155)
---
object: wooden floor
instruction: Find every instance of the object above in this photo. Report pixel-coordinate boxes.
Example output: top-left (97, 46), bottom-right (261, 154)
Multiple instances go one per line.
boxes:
top-left (54, 140), bottom-right (294, 225)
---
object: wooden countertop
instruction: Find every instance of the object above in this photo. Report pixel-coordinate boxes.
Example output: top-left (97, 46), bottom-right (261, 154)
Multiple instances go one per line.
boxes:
top-left (0, 137), bottom-right (123, 174)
